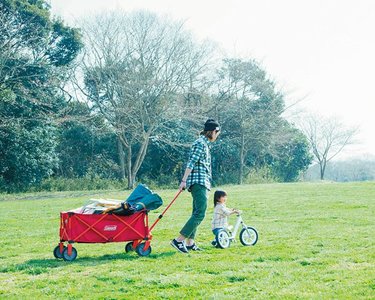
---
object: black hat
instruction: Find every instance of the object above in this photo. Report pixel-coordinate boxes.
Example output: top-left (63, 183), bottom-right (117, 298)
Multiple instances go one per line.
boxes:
top-left (204, 119), bottom-right (220, 131)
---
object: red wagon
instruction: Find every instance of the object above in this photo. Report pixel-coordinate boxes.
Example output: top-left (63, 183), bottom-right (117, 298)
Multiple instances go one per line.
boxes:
top-left (53, 190), bottom-right (182, 261)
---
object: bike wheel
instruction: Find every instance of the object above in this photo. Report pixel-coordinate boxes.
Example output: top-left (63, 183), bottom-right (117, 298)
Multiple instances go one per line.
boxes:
top-left (215, 230), bottom-right (231, 249)
top-left (240, 226), bottom-right (258, 246)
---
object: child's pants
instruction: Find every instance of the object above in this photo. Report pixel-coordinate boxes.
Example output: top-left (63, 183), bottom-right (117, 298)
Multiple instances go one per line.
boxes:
top-left (212, 228), bottom-right (223, 237)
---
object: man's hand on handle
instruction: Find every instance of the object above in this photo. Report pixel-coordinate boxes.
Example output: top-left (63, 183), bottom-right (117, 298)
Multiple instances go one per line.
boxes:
top-left (179, 180), bottom-right (186, 191)
top-left (179, 168), bottom-right (192, 191)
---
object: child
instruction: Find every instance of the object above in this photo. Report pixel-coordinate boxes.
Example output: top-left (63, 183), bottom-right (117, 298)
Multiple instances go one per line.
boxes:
top-left (211, 190), bottom-right (241, 246)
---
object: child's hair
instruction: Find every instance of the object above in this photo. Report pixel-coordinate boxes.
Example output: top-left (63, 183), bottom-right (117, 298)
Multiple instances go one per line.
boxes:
top-left (214, 190), bottom-right (227, 207)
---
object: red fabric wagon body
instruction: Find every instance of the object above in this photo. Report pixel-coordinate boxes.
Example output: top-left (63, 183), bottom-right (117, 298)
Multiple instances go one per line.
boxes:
top-left (53, 190), bottom-right (182, 260)
top-left (60, 211), bottom-right (149, 243)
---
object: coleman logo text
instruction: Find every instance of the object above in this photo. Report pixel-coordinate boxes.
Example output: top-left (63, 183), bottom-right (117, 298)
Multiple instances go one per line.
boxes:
top-left (104, 225), bottom-right (117, 231)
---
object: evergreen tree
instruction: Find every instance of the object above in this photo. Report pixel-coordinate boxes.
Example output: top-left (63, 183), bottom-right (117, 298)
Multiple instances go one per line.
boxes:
top-left (0, 0), bottom-right (82, 190)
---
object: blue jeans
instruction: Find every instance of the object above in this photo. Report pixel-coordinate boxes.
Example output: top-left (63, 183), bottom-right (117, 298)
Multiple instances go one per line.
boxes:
top-left (212, 228), bottom-right (223, 237)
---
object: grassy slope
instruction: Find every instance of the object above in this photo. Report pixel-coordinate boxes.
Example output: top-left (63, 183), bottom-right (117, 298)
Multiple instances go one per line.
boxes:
top-left (0, 182), bottom-right (374, 299)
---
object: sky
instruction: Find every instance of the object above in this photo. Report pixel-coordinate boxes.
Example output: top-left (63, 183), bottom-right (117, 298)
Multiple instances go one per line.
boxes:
top-left (50, 0), bottom-right (375, 159)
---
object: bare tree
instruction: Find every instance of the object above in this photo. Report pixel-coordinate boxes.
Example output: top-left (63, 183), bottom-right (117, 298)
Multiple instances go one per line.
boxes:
top-left (76, 11), bottom-right (213, 188)
top-left (299, 114), bottom-right (359, 180)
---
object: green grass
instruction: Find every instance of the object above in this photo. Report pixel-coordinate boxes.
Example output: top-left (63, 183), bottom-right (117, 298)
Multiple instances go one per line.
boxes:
top-left (0, 182), bottom-right (374, 299)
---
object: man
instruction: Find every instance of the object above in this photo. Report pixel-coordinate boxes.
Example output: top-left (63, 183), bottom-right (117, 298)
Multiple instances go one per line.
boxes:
top-left (170, 119), bottom-right (221, 253)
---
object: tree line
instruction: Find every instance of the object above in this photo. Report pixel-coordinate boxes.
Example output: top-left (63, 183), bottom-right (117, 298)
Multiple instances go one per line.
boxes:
top-left (0, 0), bottom-right (314, 192)
top-left (303, 157), bottom-right (375, 182)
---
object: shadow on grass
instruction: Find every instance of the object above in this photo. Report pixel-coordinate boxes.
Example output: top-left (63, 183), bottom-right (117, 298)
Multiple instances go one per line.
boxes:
top-left (1, 251), bottom-right (177, 275)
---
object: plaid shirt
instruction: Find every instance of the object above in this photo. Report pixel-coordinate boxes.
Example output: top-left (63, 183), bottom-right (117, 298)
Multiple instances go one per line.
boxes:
top-left (211, 203), bottom-right (233, 230)
top-left (186, 135), bottom-right (212, 191)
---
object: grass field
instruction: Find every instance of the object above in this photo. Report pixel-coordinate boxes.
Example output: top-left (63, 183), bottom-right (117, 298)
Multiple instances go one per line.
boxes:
top-left (0, 182), bottom-right (374, 299)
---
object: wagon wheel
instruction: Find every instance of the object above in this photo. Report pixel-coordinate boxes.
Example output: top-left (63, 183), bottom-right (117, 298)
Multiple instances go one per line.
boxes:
top-left (62, 246), bottom-right (78, 261)
top-left (53, 245), bottom-right (66, 259)
top-left (125, 242), bottom-right (134, 253)
top-left (135, 242), bottom-right (152, 256)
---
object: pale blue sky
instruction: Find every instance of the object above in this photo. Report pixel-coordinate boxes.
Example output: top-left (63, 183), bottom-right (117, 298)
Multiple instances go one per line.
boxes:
top-left (51, 0), bottom-right (375, 158)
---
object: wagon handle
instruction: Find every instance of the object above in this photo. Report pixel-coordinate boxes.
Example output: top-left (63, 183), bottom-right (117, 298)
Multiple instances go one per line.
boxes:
top-left (149, 189), bottom-right (183, 231)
